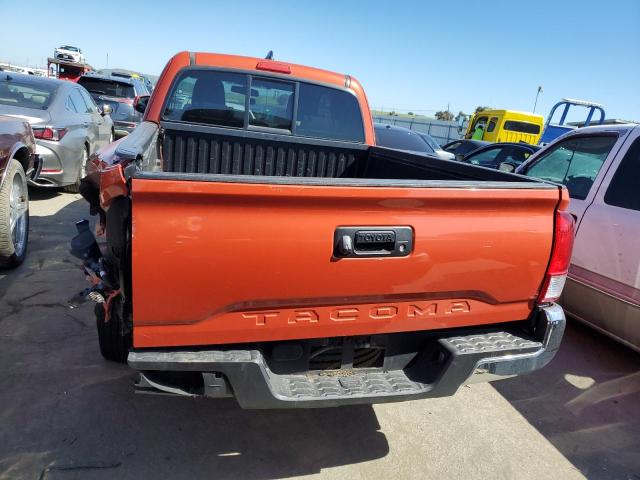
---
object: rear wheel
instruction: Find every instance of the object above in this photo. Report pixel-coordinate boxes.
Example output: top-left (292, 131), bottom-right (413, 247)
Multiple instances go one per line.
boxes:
top-left (96, 297), bottom-right (132, 363)
top-left (0, 159), bottom-right (29, 268)
top-left (96, 196), bottom-right (133, 363)
top-left (64, 146), bottom-right (89, 194)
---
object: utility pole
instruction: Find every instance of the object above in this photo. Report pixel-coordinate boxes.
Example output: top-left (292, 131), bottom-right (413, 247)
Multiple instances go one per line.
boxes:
top-left (106, 52), bottom-right (109, 68)
top-left (533, 86), bottom-right (543, 113)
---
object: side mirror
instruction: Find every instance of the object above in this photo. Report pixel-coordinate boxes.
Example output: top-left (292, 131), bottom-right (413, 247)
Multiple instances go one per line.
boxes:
top-left (100, 104), bottom-right (112, 116)
top-left (134, 95), bottom-right (151, 114)
top-left (455, 153), bottom-right (465, 162)
top-left (498, 162), bottom-right (516, 173)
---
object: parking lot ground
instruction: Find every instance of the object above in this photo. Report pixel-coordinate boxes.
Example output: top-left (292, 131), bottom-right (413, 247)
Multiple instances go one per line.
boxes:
top-left (1, 190), bottom-right (639, 480)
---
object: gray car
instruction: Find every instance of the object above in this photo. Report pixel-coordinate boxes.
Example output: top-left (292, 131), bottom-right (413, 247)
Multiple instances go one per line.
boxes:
top-left (0, 72), bottom-right (114, 192)
top-left (78, 72), bottom-right (150, 138)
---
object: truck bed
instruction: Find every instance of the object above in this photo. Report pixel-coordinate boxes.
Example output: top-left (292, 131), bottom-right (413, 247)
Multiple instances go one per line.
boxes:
top-left (154, 121), bottom-right (543, 183)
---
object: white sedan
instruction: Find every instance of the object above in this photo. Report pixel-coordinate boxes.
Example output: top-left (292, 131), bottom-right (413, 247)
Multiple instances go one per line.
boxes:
top-left (54, 45), bottom-right (86, 64)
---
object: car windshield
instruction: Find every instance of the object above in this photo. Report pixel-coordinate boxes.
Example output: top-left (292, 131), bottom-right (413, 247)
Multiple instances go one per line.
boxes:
top-left (77, 77), bottom-right (135, 98)
top-left (0, 80), bottom-right (57, 109)
top-left (61, 46), bottom-right (79, 52)
top-left (375, 126), bottom-right (435, 153)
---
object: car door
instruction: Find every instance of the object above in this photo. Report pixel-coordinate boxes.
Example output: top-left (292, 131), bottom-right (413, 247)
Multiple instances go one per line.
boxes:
top-left (69, 88), bottom-right (96, 150)
top-left (79, 87), bottom-right (110, 146)
top-left (563, 130), bottom-right (640, 350)
top-left (522, 133), bottom-right (623, 224)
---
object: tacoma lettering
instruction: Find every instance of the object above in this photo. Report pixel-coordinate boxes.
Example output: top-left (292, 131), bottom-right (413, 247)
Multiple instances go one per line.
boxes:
top-left (242, 301), bottom-right (471, 326)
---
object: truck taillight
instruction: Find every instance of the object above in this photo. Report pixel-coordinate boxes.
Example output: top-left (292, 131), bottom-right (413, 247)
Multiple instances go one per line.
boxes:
top-left (537, 210), bottom-right (575, 304)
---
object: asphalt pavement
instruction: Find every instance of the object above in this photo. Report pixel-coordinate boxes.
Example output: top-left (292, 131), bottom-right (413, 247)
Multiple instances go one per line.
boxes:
top-left (0, 189), bottom-right (638, 480)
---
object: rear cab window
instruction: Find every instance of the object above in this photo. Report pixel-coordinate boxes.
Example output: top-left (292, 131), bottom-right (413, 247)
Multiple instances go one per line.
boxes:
top-left (161, 69), bottom-right (365, 143)
top-left (525, 135), bottom-right (617, 200)
top-left (249, 78), bottom-right (294, 130)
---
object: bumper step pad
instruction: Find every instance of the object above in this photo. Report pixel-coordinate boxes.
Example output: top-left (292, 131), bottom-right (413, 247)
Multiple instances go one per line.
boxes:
top-left (441, 331), bottom-right (543, 355)
top-left (285, 370), bottom-right (421, 399)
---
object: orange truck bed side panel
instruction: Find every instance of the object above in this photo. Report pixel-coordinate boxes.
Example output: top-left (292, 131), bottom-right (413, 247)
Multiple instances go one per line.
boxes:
top-left (131, 179), bottom-right (559, 348)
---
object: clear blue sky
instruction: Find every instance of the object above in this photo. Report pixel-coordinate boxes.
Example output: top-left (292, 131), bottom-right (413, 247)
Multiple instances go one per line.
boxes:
top-left (1, 0), bottom-right (638, 120)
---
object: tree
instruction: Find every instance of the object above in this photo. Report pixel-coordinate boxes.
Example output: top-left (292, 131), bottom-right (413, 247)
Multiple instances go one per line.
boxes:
top-left (474, 106), bottom-right (491, 113)
top-left (455, 111), bottom-right (467, 122)
top-left (435, 110), bottom-right (454, 121)
top-left (408, 112), bottom-right (414, 116)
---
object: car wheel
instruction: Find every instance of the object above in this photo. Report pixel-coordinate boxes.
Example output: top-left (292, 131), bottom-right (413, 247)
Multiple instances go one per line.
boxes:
top-left (0, 159), bottom-right (29, 268)
top-left (63, 146), bottom-right (89, 194)
top-left (95, 297), bottom-right (132, 363)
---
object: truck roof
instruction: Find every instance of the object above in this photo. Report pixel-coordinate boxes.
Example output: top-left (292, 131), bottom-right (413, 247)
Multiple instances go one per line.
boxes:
top-left (561, 123), bottom-right (639, 135)
top-left (191, 51), bottom-right (351, 87)
top-left (473, 109), bottom-right (544, 120)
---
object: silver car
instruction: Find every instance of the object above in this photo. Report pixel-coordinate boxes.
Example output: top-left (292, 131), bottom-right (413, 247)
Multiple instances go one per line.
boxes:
top-left (0, 72), bottom-right (114, 192)
top-left (518, 124), bottom-right (640, 352)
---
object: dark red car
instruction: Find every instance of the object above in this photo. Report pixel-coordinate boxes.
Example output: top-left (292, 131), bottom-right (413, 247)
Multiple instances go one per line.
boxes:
top-left (0, 115), bottom-right (37, 268)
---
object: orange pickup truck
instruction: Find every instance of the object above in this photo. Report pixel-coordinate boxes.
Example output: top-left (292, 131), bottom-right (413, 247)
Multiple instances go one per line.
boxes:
top-left (72, 51), bottom-right (574, 408)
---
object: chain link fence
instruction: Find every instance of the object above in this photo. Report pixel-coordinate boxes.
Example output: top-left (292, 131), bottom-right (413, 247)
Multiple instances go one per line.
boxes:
top-left (373, 115), bottom-right (464, 146)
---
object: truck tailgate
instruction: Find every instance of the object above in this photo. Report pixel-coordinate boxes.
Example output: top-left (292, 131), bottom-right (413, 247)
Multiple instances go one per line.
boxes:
top-left (131, 176), bottom-right (559, 348)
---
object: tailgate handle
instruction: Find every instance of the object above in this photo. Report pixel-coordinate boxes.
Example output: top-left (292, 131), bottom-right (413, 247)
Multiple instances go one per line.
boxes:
top-left (334, 227), bottom-right (413, 258)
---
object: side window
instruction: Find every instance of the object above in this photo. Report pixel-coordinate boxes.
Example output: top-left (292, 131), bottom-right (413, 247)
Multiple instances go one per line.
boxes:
top-left (503, 121), bottom-right (541, 134)
top-left (466, 147), bottom-right (501, 166)
top-left (444, 142), bottom-right (461, 152)
top-left (79, 88), bottom-right (98, 113)
top-left (604, 137), bottom-right (640, 211)
top-left (66, 95), bottom-right (78, 113)
top-left (502, 147), bottom-right (534, 167)
top-left (249, 78), bottom-right (294, 130)
top-left (471, 116), bottom-right (488, 130)
top-left (526, 135), bottom-right (617, 200)
top-left (486, 117), bottom-right (498, 133)
top-left (70, 89), bottom-right (91, 114)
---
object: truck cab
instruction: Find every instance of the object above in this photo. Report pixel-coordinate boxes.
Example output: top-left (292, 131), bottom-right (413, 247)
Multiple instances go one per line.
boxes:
top-left (464, 109), bottom-right (544, 145)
